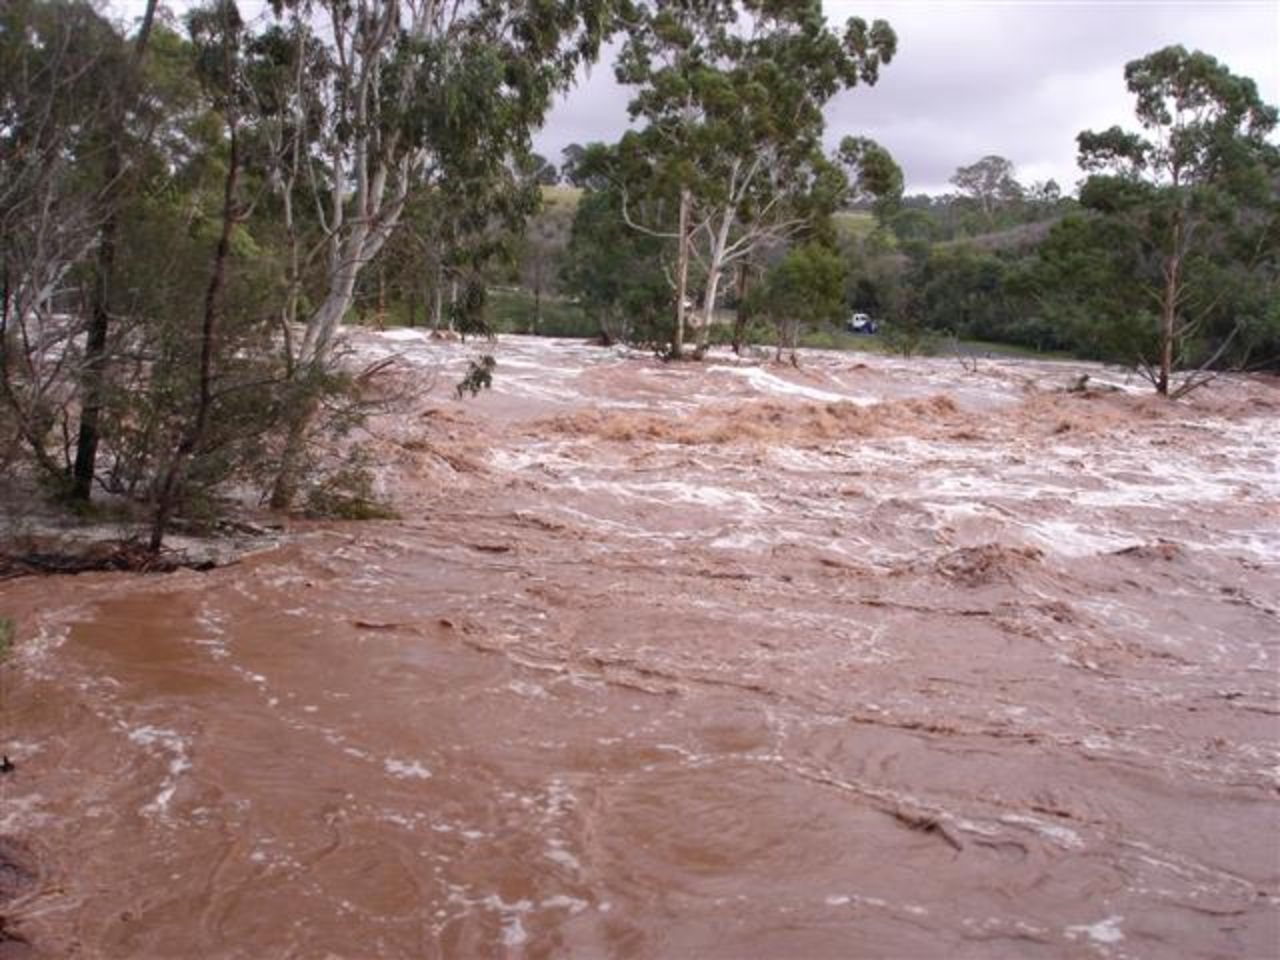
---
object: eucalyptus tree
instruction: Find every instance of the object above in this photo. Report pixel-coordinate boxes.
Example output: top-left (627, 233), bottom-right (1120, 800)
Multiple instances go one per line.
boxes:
top-left (562, 145), bottom-right (670, 346)
top-left (69, 0), bottom-right (160, 500)
top-left (839, 135), bottom-right (903, 225)
top-left (267, 0), bottom-right (612, 508)
top-left (240, 12), bottom-right (332, 357)
top-left (1077, 46), bottom-right (1278, 395)
top-left (0, 0), bottom-right (124, 478)
top-left (614, 0), bottom-right (896, 358)
top-left (146, 0), bottom-right (252, 550)
top-left (949, 155), bottom-right (1023, 225)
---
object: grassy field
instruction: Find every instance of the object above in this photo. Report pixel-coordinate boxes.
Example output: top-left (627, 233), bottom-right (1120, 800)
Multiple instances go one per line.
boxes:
top-left (540, 184), bottom-right (583, 212)
top-left (832, 209), bottom-right (878, 240)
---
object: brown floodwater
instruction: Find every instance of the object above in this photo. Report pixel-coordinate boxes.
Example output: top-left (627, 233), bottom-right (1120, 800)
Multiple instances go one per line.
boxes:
top-left (2, 333), bottom-right (1278, 958)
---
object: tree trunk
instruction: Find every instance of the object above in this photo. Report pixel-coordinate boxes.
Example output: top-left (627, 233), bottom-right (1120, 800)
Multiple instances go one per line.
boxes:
top-left (430, 261), bottom-right (444, 331)
top-left (696, 208), bottom-right (734, 357)
top-left (270, 233), bottom-right (367, 510)
top-left (70, 0), bottom-right (159, 501)
top-left (696, 268), bottom-right (723, 356)
top-left (1157, 213), bottom-right (1183, 397)
top-left (377, 266), bottom-right (386, 329)
top-left (70, 177), bottom-right (117, 499)
top-left (672, 187), bottom-right (691, 360)
top-left (732, 263), bottom-right (751, 355)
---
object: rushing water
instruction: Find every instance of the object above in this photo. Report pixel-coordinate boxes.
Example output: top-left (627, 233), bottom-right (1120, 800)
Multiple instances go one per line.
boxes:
top-left (2, 333), bottom-right (1278, 958)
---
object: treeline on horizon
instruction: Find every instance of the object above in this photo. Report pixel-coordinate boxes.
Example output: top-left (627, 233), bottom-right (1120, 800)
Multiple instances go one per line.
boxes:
top-left (2, 0), bottom-right (1277, 550)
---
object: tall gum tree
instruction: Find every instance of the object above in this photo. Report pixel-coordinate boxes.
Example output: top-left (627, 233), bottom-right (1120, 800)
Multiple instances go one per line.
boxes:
top-left (268, 0), bottom-right (610, 508)
top-left (68, 0), bottom-right (160, 500)
top-left (614, 0), bottom-right (896, 358)
top-left (949, 154), bottom-right (1023, 226)
top-left (1077, 45), bottom-right (1279, 396)
top-left (0, 1), bottom-right (125, 480)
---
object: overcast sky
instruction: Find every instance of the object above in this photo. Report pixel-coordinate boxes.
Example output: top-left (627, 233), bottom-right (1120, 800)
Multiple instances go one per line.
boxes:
top-left (533, 0), bottom-right (1280, 194)
top-left (111, 0), bottom-right (1280, 195)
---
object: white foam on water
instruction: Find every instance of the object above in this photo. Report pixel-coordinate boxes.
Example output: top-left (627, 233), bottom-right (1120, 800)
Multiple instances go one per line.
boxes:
top-left (1023, 520), bottom-right (1136, 558)
top-left (706, 364), bottom-right (874, 405)
top-left (1065, 915), bottom-right (1125, 945)
top-left (1000, 813), bottom-right (1085, 850)
top-left (384, 758), bottom-right (433, 780)
top-left (127, 724), bottom-right (192, 817)
top-left (541, 895), bottom-right (588, 914)
top-left (377, 328), bottom-right (429, 342)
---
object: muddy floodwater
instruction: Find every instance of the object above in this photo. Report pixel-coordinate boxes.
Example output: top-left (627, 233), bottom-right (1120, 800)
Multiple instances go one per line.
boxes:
top-left (2, 333), bottom-right (1278, 958)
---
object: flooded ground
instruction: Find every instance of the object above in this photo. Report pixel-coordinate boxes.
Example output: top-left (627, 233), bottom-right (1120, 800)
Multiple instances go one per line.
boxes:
top-left (2, 332), bottom-right (1278, 958)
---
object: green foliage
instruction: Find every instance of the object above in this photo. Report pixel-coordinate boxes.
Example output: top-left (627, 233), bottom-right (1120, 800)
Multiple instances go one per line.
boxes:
top-left (760, 244), bottom-right (848, 324)
top-left (455, 355), bottom-right (497, 400)
top-left (614, 0), bottom-right (898, 354)
top-left (485, 290), bottom-right (596, 339)
top-left (950, 155), bottom-right (1024, 224)
top-left (562, 172), bottom-right (671, 344)
top-left (303, 453), bottom-right (398, 521)
top-left (755, 242), bottom-right (847, 361)
top-left (0, 616), bottom-right (14, 661)
top-left (839, 136), bottom-right (903, 222)
top-left (1075, 45), bottom-right (1279, 390)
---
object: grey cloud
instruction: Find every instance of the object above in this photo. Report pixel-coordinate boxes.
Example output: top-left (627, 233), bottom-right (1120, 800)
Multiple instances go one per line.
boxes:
top-left (112, 0), bottom-right (1279, 193)
top-left (537, 1), bottom-right (1280, 193)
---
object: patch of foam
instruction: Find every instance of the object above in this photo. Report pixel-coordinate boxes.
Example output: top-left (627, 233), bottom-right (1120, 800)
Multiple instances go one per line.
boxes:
top-left (1023, 520), bottom-right (1136, 558)
top-left (545, 841), bottom-right (581, 871)
top-left (1000, 813), bottom-right (1085, 850)
top-left (1065, 915), bottom-right (1125, 945)
top-left (477, 895), bottom-right (534, 947)
top-left (127, 724), bottom-right (192, 817)
top-left (566, 476), bottom-right (769, 515)
top-left (706, 364), bottom-right (873, 404)
top-left (384, 758), bottom-right (432, 780)
top-left (378, 328), bottom-right (429, 342)
top-left (709, 528), bottom-right (779, 552)
top-left (507, 679), bottom-right (547, 698)
top-left (541, 895), bottom-right (588, 913)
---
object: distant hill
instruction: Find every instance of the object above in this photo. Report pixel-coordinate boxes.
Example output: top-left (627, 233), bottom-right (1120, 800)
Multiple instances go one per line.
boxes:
top-left (936, 217), bottom-right (1062, 254)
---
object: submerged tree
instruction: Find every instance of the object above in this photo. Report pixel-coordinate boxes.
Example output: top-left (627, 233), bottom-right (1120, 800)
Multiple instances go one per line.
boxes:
top-left (1077, 45), bottom-right (1279, 395)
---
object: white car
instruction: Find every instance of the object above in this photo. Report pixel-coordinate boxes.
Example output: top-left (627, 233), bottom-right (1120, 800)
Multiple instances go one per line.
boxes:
top-left (847, 312), bottom-right (877, 334)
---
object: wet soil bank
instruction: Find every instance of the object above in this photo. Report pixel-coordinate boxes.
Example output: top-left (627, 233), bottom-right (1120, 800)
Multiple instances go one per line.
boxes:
top-left (1, 333), bottom-right (1277, 957)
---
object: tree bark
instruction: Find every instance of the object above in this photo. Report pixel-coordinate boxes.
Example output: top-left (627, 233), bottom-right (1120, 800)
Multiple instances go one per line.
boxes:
top-left (1157, 211), bottom-right (1183, 397)
top-left (732, 262), bottom-right (751, 355)
top-left (695, 207), bottom-right (735, 356)
top-left (672, 187), bottom-right (691, 359)
top-left (431, 262), bottom-right (444, 331)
